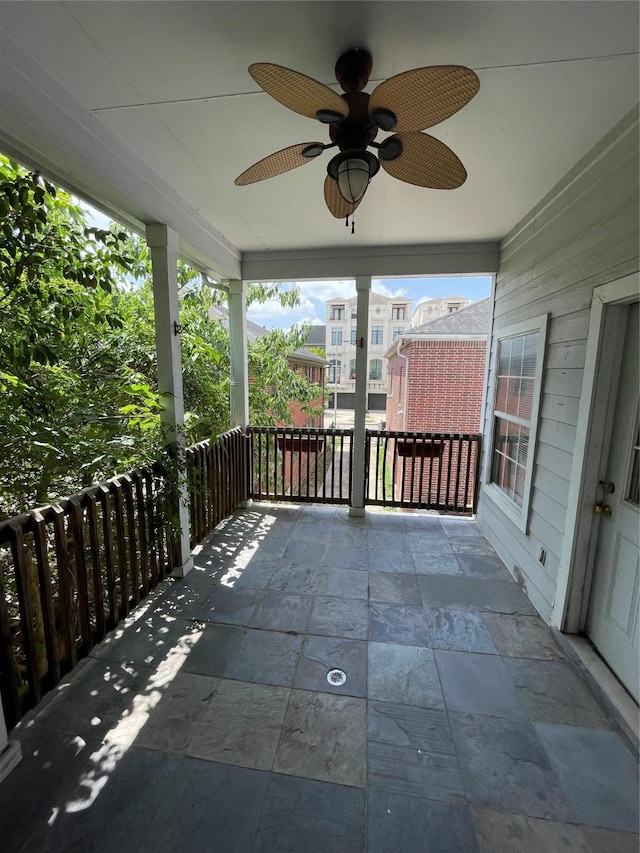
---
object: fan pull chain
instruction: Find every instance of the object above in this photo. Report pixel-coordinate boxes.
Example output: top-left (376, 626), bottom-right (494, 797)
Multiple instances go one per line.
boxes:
top-left (351, 217), bottom-right (355, 235)
top-left (345, 215), bottom-right (349, 228)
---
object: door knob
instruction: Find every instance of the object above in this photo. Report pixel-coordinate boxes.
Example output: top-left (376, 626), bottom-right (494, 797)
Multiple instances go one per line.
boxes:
top-left (593, 502), bottom-right (612, 517)
top-left (599, 480), bottom-right (615, 494)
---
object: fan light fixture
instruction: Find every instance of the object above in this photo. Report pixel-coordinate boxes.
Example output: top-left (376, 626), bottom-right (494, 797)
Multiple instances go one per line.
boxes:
top-left (235, 49), bottom-right (480, 229)
top-left (327, 150), bottom-right (379, 204)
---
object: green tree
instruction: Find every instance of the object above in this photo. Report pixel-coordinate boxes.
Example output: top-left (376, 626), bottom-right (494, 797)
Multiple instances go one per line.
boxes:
top-left (0, 159), bottom-right (322, 516)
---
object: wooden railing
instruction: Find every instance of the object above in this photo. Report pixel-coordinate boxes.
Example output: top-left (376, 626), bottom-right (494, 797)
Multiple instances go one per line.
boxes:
top-left (186, 427), bottom-right (248, 546)
top-left (0, 425), bottom-right (480, 729)
top-left (0, 468), bottom-right (169, 729)
top-left (0, 428), bottom-right (246, 730)
top-left (365, 430), bottom-right (482, 514)
top-left (248, 426), bottom-right (353, 504)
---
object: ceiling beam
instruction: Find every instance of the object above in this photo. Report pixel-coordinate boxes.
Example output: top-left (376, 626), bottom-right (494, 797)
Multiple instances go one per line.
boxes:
top-left (241, 241), bottom-right (501, 282)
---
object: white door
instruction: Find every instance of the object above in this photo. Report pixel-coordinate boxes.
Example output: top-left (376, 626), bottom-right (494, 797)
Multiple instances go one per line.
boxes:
top-left (587, 301), bottom-right (639, 702)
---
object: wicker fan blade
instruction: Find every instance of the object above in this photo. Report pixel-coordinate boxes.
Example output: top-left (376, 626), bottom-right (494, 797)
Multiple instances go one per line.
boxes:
top-left (369, 66), bottom-right (479, 132)
top-left (381, 133), bottom-right (467, 189)
top-left (323, 175), bottom-right (361, 219)
top-left (235, 143), bottom-right (322, 186)
top-left (250, 63), bottom-right (348, 121)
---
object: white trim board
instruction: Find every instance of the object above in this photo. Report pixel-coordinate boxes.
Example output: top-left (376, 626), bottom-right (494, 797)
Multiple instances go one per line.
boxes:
top-left (553, 272), bottom-right (640, 631)
top-left (241, 242), bottom-right (500, 282)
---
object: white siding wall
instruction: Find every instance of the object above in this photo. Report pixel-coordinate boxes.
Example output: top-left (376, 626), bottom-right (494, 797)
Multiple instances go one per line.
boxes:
top-left (477, 108), bottom-right (639, 622)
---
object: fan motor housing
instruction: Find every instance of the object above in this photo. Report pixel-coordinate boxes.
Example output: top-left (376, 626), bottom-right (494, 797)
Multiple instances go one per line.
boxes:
top-left (330, 92), bottom-right (378, 151)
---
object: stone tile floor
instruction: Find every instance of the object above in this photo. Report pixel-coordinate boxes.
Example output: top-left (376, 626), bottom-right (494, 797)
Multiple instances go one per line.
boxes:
top-left (1, 505), bottom-right (638, 852)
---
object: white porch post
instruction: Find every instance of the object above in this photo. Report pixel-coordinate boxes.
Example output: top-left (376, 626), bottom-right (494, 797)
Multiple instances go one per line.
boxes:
top-left (146, 223), bottom-right (193, 577)
top-left (349, 276), bottom-right (372, 516)
top-left (228, 279), bottom-right (252, 506)
top-left (228, 280), bottom-right (250, 428)
top-left (0, 703), bottom-right (21, 783)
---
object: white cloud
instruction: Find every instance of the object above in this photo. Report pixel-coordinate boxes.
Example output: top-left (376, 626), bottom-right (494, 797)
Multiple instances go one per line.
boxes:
top-left (296, 280), bottom-right (356, 301)
top-left (373, 279), bottom-right (409, 298)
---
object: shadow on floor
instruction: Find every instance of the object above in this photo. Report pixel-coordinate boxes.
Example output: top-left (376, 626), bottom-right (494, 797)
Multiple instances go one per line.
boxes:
top-left (1, 504), bottom-right (638, 852)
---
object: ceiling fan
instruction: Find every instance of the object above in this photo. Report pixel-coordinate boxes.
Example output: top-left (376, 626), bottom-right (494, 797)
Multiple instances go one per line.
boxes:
top-left (234, 48), bottom-right (480, 227)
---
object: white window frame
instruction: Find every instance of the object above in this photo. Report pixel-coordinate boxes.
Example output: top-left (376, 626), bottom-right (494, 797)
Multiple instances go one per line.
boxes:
top-left (369, 358), bottom-right (383, 380)
top-left (371, 325), bottom-right (383, 346)
top-left (483, 313), bottom-right (548, 533)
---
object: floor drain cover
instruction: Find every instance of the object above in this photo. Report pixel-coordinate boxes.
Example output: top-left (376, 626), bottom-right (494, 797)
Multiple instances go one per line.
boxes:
top-left (327, 668), bottom-right (347, 686)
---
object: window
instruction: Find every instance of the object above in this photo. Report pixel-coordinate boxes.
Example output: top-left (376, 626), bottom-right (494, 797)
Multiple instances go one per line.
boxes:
top-left (331, 327), bottom-right (343, 346)
top-left (371, 326), bottom-right (383, 345)
top-left (331, 305), bottom-right (345, 320)
top-left (306, 366), bottom-right (314, 382)
top-left (327, 359), bottom-right (342, 384)
top-left (392, 326), bottom-right (405, 341)
top-left (392, 306), bottom-right (406, 320)
top-left (349, 359), bottom-right (357, 379)
top-left (487, 315), bottom-right (548, 531)
top-left (369, 359), bottom-right (383, 380)
top-left (350, 326), bottom-right (357, 345)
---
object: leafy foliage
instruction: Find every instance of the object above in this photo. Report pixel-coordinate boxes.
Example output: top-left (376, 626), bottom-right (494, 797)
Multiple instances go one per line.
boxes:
top-left (0, 158), bottom-right (322, 517)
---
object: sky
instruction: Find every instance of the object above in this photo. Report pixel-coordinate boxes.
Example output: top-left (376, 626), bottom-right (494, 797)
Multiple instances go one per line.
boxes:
top-left (245, 276), bottom-right (493, 330)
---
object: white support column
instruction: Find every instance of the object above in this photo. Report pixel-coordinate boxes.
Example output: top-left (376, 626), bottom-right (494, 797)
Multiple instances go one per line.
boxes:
top-left (228, 279), bottom-right (252, 507)
top-left (228, 280), bottom-right (250, 428)
top-left (146, 223), bottom-right (193, 577)
top-left (0, 704), bottom-right (21, 783)
top-left (349, 276), bottom-right (372, 516)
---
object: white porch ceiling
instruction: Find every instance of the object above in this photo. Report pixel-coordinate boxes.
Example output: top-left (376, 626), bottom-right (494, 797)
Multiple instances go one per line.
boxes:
top-left (0, 1), bottom-right (638, 278)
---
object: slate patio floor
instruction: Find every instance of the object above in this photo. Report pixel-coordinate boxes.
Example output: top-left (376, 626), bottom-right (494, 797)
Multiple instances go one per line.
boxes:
top-left (1, 504), bottom-right (638, 852)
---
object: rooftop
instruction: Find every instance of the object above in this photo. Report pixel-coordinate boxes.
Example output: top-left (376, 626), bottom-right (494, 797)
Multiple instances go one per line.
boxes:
top-left (407, 297), bottom-right (491, 336)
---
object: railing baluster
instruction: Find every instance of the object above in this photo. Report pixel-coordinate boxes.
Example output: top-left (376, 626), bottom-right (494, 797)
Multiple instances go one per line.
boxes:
top-left (134, 474), bottom-right (150, 598)
top-left (52, 506), bottom-right (76, 669)
top-left (409, 437), bottom-right (418, 505)
top-left (122, 476), bottom-right (139, 606)
top-left (454, 437), bottom-right (464, 512)
top-left (86, 494), bottom-right (106, 642)
top-left (446, 436), bottom-right (454, 511)
top-left (428, 437), bottom-right (436, 509)
top-left (436, 434), bottom-right (444, 510)
top-left (10, 522), bottom-right (42, 705)
top-left (417, 435), bottom-right (426, 507)
top-left (381, 434), bottom-right (389, 503)
top-left (112, 483), bottom-right (129, 617)
top-left (98, 486), bottom-right (118, 629)
top-left (0, 558), bottom-right (20, 728)
top-left (68, 499), bottom-right (91, 653)
top-left (32, 511), bottom-right (60, 689)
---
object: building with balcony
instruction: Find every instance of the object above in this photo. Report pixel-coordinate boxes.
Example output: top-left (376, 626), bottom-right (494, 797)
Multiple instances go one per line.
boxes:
top-left (325, 291), bottom-right (412, 411)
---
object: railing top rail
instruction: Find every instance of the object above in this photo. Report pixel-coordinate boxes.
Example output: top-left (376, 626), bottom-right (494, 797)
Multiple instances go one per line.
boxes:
top-left (0, 427), bottom-right (246, 538)
top-left (0, 465), bottom-right (160, 539)
top-left (248, 425), bottom-right (354, 437)
top-left (366, 429), bottom-right (482, 440)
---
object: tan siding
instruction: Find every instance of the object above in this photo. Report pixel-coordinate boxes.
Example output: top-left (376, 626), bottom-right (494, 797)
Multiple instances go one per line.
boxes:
top-left (477, 109), bottom-right (639, 620)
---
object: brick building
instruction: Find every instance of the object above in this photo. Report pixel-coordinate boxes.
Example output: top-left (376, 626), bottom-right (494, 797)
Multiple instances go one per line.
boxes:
top-left (384, 298), bottom-right (490, 506)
